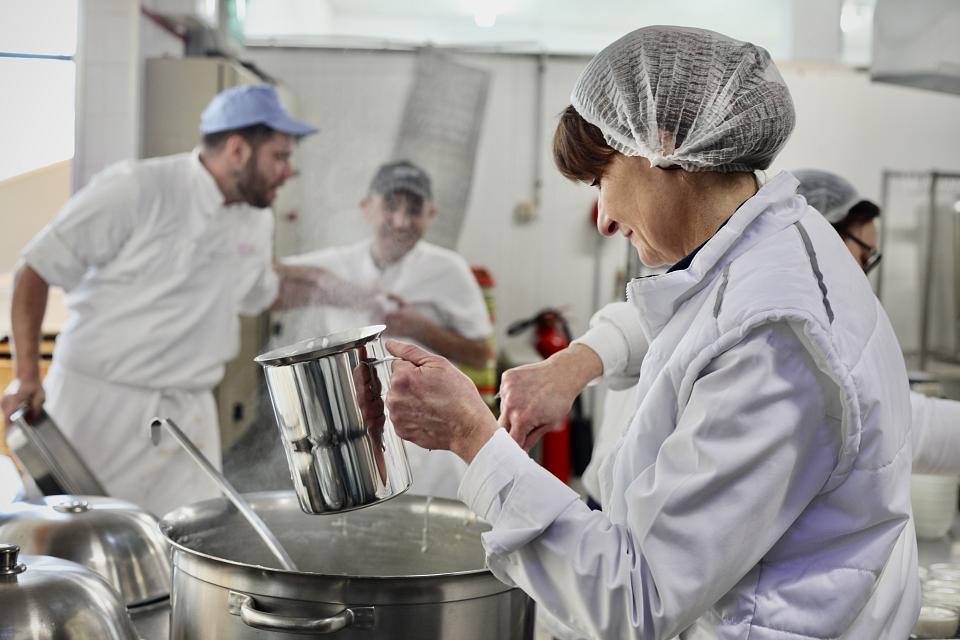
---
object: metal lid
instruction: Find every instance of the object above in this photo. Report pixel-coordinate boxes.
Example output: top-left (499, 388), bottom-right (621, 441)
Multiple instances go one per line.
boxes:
top-left (0, 495), bottom-right (170, 606)
top-left (0, 546), bottom-right (139, 639)
top-left (255, 325), bottom-right (386, 367)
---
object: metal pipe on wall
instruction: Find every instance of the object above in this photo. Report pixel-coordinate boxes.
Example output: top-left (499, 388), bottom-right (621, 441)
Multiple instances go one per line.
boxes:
top-left (532, 53), bottom-right (546, 210)
top-left (920, 172), bottom-right (938, 369)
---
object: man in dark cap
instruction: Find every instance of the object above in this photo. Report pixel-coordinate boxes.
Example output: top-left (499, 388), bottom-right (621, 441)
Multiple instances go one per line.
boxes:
top-left (284, 159), bottom-right (493, 498)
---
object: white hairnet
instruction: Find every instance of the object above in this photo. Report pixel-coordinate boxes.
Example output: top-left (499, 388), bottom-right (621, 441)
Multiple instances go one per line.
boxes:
top-left (793, 169), bottom-right (861, 224)
top-left (571, 26), bottom-right (795, 173)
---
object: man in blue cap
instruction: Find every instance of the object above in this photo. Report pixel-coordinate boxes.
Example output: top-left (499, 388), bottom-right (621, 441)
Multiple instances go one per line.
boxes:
top-left (1, 84), bottom-right (324, 515)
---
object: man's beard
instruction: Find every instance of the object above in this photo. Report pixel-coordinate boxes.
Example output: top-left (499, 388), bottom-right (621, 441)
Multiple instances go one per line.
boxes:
top-left (236, 153), bottom-right (275, 208)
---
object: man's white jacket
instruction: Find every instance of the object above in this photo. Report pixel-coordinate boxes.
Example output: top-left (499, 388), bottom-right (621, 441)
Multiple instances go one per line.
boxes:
top-left (458, 172), bottom-right (920, 639)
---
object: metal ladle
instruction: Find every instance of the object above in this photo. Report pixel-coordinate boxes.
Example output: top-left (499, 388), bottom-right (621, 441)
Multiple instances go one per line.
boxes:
top-left (149, 417), bottom-right (298, 571)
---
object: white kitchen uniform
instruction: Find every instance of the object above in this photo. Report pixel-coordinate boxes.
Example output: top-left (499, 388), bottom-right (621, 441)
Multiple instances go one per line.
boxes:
top-left (911, 391), bottom-right (960, 475)
top-left (284, 240), bottom-right (492, 500)
top-left (582, 320), bottom-right (960, 501)
top-left (22, 150), bottom-right (278, 517)
top-left (459, 173), bottom-right (919, 639)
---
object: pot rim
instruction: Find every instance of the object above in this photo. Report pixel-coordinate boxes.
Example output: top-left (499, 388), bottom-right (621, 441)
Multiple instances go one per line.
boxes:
top-left (159, 492), bottom-right (492, 581)
top-left (161, 531), bottom-right (492, 580)
top-left (255, 325), bottom-right (386, 367)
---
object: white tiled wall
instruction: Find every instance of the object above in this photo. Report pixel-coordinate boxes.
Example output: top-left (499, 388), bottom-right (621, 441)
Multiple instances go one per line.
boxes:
top-left (73, 0), bottom-right (183, 191)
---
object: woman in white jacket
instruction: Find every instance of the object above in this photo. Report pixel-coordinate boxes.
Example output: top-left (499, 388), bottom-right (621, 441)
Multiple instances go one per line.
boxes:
top-left (581, 169), bottom-right (960, 505)
top-left (385, 26), bottom-right (919, 639)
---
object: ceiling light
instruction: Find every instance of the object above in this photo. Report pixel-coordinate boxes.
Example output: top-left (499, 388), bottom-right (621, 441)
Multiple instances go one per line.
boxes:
top-left (462, 0), bottom-right (511, 28)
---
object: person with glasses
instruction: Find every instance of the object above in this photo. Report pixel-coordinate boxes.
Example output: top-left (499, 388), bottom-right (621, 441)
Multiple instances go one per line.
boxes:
top-left (796, 168), bottom-right (960, 476)
top-left (794, 169), bottom-right (882, 273)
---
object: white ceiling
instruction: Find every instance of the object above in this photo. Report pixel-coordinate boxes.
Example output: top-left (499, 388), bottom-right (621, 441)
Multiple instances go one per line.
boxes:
top-left (243, 0), bottom-right (876, 62)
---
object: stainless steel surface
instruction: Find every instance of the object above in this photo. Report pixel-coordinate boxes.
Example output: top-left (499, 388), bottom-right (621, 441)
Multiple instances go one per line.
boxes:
top-left (255, 325), bottom-right (391, 366)
top-left (872, 0), bottom-right (960, 96)
top-left (920, 173), bottom-right (938, 369)
top-left (879, 170), bottom-right (960, 367)
top-left (162, 492), bottom-right (534, 639)
top-left (256, 326), bottom-right (412, 515)
top-left (130, 597), bottom-right (172, 640)
top-left (0, 544), bottom-right (140, 639)
top-left (150, 417), bottom-right (298, 571)
top-left (229, 591), bottom-right (374, 634)
top-left (919, 515), bottom-right (960, 569)
top-left (0, 543), bottom-right (25, 575)
top-left (0, 494), bottom-right (171, 606)
top-left (7, 407), bottom-right (108, 496)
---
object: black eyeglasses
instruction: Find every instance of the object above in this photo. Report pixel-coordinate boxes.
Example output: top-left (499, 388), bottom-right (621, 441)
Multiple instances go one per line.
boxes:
top-left (840, 230), bottom-right (883, 274)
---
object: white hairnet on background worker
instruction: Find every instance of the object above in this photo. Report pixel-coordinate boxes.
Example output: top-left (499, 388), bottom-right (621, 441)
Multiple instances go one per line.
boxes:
top-left (571, 25), bottom-right (795, 172)
top-left (793, 168), bottom-right (861, 223)
top-left (384, 25), bottom-right (919, 639)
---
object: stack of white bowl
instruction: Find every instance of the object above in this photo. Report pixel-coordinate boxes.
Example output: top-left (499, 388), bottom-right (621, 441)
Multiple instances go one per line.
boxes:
top-left (913, 475), bottom-right (960, 541)
top-left (915, 563), bottom-right (960, 638)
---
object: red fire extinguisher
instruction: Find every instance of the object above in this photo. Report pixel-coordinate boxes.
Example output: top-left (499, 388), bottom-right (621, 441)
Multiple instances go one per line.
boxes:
top-left (506, 309), bottom-right (576, 483)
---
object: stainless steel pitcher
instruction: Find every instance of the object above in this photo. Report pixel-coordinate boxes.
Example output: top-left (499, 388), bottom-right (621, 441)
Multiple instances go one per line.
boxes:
top-left (255, 325), bottom-right (411, 515)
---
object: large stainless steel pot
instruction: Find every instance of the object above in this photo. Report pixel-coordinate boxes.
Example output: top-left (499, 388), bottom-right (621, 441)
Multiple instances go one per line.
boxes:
top-left (160, 492), bottom-right (534, 639)
top-left (255, 325), bottom-right (412, 515)
top-left (0, 543), bottom-right (139, 639)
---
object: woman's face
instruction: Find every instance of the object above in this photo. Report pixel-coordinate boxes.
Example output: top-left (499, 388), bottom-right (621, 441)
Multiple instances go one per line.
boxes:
top-left (842, 219), bottom-right (879, 271)
top-left (595, 155), bottom-right (686, 267)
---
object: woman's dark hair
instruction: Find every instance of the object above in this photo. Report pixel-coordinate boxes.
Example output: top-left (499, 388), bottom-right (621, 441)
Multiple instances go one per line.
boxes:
top-left (202, 123), bottom-right (277, 152)
top-left (833, 199), bottom-right (881, 235)
top-left (553, 105), bottom-right (616, 184)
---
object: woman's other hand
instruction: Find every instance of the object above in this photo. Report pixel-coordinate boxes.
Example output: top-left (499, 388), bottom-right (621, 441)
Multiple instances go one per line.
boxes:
top-left (499, 344), bottom-right (602, 450)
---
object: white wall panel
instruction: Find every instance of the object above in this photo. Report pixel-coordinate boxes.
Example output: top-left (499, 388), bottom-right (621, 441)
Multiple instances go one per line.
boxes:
top-left (220, 48), bottom-right (960, 346)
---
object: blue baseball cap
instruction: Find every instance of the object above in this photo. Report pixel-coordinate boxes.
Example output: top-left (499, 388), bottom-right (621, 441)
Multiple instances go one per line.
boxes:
top-left (200, 84), bottom-right (317, 137)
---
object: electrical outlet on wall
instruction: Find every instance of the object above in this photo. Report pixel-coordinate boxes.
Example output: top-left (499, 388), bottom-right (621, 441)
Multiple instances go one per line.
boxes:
top-left (513, 200), bottom-right (538, 224)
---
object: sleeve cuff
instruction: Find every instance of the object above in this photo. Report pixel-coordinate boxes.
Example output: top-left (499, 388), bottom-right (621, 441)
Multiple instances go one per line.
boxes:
top-left (458, 429), bottom-right (535, 524)
top-left (571, 302), bottom-right (648, 379)
top-left (21, 226), bottom-right (87, 291)
top-left (459, 429), bottom-right (585, 556)
top-left (572, 322), bottom-right (629, 376)
top-left (239, 268), bottom-right (280, 316)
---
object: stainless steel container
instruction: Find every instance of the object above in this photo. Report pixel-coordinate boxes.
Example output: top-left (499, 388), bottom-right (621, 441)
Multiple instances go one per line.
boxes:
top-left (255, 325), bottom-right (412, 515)
top-left (0, 543), bottom-right (140, 639)
top-left (129, 597), bottom-right (172, 640)
top-left (6, 407), bottom-right (107, 496)
top-left (0, 495), bottom-right (171, 606)
top-left (160, 492), bottom-right (534, 639)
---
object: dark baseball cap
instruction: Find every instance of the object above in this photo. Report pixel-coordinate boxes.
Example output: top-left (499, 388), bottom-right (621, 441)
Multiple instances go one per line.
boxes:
top-left (368, 160), bottom-right (432, 201)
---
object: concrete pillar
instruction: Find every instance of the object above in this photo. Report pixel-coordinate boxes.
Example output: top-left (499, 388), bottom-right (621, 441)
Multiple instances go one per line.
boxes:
top-left (73, 0), bottom-right (141, 191)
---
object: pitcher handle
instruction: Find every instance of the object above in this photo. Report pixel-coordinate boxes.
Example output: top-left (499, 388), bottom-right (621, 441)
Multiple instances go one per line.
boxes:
top-left (228, 591), bottom-right (374, 634)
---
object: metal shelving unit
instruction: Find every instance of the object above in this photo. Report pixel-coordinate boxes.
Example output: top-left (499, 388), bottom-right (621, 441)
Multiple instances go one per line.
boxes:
top-left (878, 170), bottom-right (960, 370)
